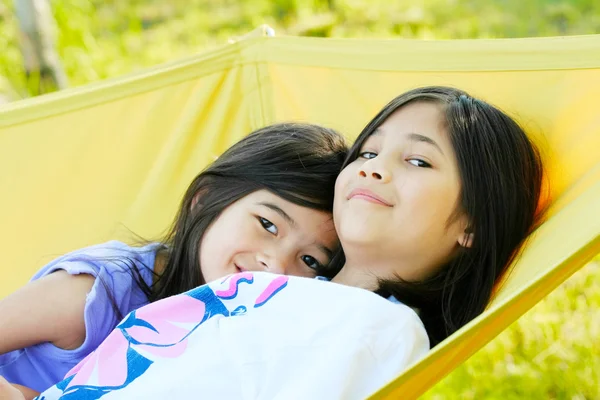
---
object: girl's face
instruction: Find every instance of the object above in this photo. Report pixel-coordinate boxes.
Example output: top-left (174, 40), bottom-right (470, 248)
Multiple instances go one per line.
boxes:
top-left (334, 101), bottom-right (471, 282)
top-left (199, 190), bottom-right (338, 283)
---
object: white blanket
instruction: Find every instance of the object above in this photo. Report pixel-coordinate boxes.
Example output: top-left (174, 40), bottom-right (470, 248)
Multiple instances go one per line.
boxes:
top-left (37, 272), bottom-right (429, 400)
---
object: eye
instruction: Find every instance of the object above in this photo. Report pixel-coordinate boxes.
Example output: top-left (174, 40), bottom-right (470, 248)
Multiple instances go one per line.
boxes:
top-left (258, 217), bottom-right (278, 235)
top-left (407, 158), bottom-right (432, 168)
top-left (301, 255), bottom-right (322, 270)
top-left (359, 151), bottom-right (377, 159)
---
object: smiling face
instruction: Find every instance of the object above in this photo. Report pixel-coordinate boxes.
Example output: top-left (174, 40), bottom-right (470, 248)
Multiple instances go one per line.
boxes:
top-left (334, 101), bottom-right (472, 283)
top-left (199, 190), bottom-right (339, 283)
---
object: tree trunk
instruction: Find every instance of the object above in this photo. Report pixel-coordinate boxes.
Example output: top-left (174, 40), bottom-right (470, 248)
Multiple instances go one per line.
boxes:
top-left (14, 0), bottom-right (68, 95)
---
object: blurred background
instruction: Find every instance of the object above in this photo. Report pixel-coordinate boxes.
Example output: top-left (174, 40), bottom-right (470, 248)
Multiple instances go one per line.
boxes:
top-left (1, 0), bottom-right (599, 398)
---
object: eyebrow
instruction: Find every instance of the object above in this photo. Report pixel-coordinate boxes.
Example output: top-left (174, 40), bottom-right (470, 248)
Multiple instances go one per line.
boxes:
top-left (258, 202), bottom-right (296, 227)
top-left (407, 133), bottom-right (445, 156)
top-left (373, 129), bottom-right (444, 156)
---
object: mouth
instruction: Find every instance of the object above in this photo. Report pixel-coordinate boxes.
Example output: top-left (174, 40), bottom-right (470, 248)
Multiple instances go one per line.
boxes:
top-left (347, 188), bottom-right (393, 207)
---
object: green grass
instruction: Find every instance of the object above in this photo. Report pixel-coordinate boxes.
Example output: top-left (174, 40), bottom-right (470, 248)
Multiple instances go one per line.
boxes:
top-left (1, 0), bottom-right (599, 398)
top-left (423, 260), bottom-right (600, 399)
top-left (2, 0), bottom-right (600, 99)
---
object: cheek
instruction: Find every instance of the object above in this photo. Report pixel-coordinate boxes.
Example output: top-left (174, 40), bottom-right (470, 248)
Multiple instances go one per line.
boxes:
top-left (199, 225), bottom-right (220, 267)
top-left (334, 167), bottom-right (351, 195)
top-left (334, 164), bottom-right (359, 200)
top-left (401, 178), bottom-right (461, 230)
top-left (333, 168), bottom-right (351, 221)
top-left (199, 213), bottom-right (240, 264)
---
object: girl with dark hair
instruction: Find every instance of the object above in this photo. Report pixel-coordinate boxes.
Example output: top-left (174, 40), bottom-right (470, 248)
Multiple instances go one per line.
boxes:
top-left (329, 85), bottom-right (545, 346)
top-left (0, 123), bottom-right (348, 393)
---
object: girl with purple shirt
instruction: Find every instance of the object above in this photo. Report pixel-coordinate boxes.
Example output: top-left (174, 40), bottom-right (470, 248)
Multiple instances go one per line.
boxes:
top-left (0, 123), bottom-right (348, 393)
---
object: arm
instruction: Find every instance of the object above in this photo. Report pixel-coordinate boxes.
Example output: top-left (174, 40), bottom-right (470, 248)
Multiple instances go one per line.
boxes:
top-left (0, 377), bottom-right (27, 400)
top-left (6, 383), bottom-right (38, 400)
top-left (0, 270), bottom-right (95, 353)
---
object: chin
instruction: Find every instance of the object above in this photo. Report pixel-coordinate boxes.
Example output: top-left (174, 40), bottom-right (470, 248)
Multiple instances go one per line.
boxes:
top-left (340, 205), bottom-right (383, 229)
top-left (338, 222), bottom-right (379, 247)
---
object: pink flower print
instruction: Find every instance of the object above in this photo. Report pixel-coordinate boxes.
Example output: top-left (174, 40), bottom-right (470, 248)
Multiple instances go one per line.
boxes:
top-left (63, 294), bottom-right (208, 389)
top-left (254, 276), bottom-right (289, 308)
top-left (122, 294), bottom-right (207, 358)
top-left (215, 272), bottom-right (254, 299)
top-left (130, 294), bottom-right (206, 342)
top-left (65, 330), bottom-right (130, 389)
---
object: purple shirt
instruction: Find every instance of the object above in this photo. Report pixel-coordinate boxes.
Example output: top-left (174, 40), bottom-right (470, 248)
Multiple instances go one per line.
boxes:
top-left (0, 240), bottom-right (159, 392)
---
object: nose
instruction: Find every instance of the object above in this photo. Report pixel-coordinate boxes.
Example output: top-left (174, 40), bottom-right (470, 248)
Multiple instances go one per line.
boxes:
top-left (256, 251), bottom-right (290, 275)
top-left (358, 157), bottom-right (391, 183)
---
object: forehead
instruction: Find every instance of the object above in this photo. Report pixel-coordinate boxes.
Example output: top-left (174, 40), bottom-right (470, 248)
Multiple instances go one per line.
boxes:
top-left (375, 101), bottom-right (447, 143)
top-left (243, 189), bottom-right (281, 203)
top-left (245, 190), bottom-right (334, 225)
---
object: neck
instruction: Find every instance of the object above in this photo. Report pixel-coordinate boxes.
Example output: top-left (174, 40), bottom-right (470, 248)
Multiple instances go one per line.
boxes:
top-left (331, 248), bottom-right (383, 291)
top-left (331, 243), bottom-right (416, 291)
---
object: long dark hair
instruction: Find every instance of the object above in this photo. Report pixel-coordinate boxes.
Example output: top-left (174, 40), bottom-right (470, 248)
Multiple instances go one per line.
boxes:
top-left (332, 86), bottom-right (545, 346)
top-left (145, 122), bottom-right (348, 302)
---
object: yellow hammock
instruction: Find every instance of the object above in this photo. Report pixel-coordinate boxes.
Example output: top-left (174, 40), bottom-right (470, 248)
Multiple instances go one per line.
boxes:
top-left (1, 30), bottom-right (599, 399)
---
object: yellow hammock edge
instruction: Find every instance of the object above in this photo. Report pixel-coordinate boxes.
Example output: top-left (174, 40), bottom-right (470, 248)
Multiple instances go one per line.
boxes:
top-left (1, 33), bottom-right (599, 399)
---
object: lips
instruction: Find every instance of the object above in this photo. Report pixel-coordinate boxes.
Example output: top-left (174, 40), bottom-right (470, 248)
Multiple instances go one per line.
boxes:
top-left (347, 188), bottom-right (393, 207)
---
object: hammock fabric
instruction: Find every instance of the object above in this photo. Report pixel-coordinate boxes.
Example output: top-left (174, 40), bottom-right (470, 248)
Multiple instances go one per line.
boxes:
top-left (1, 32), bottom-right (599, 399)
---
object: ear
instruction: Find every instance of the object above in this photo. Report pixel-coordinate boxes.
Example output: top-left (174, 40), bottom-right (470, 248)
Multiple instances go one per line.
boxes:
top-left (458, 230), bottom-right (474, 248)
top-left (456, 214), bottom-right (473, 248)
top-left (458, 232), bottom-right (474, 249)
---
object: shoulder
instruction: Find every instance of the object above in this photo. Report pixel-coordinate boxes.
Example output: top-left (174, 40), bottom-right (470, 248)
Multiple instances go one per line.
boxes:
top-left (66, 240), bottom-right (160, 260)
top-left (31, 240), bottom-right (160, 281)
